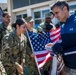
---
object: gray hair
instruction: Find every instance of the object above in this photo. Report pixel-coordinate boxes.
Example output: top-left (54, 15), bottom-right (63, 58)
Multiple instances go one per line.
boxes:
top-left (51, 1), bottom-right (69, 11)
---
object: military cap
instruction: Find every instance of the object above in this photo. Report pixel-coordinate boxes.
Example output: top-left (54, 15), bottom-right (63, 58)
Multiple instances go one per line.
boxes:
top-left (25, 16), bottom-right (34, 22)
top-left (45, 12), bottom-right (52, 18)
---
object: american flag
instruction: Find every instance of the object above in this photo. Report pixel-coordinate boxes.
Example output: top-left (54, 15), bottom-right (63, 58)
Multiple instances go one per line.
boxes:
top-left (28, 27), bottom-right (61, 69)
top-left (49, 27), bottom-right (61, 44)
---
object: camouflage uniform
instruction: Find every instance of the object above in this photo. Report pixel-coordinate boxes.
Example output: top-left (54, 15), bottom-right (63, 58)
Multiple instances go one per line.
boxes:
top-left (37, 12), bottom-right (55, 33)
top-left (25, 16), bottom-right (39, 75)
top-left (37, 13), bottom-right (52, 32)
top-left (24, 29), bottom-right (39, 75)
top-left (0, 22), bottom-right (12, 75)
top-left (37, 22), bottom-right (46, 33)
top-left (37, 13), bottom-right (53, 74)
top-left (0, 22), bottom-right (10, 52)
top-left (2, 30), bottom-right (27, 75)
top-left (37, 24), bottom-right (53, 75)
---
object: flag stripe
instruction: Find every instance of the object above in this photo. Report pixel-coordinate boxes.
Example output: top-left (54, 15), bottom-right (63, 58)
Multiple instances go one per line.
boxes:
top-left (51, 35), bottom-right (60, 43)
top-left (50, 33), bottom-right (60, 40)
top-left (38, 56), bottom-right (52, 65)
top-left (36, 52), bottom-right (49, 58)
top-left (34, 50), bottom-right (49, 55)
top-left (49, 28), bottom-right (60, 35)
top-left (38, 53), bottom-right (52, 69)
top-left (50, 31), bottom-right (60, 37)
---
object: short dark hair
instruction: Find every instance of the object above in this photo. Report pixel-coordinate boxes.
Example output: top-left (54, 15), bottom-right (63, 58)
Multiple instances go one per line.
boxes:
top-left (12, 18), bottom-right (25, 28)
top-left (51, 1), bottom-right (69, 11)
top-left (2, 13), bottom-right (9, 17)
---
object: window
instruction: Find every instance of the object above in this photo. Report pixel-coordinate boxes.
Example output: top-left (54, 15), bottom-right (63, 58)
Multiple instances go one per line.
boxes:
top-left (35, 19), bottom-right (42, 28)
top-left (16, 15), bottom-right (22, 19)
top-left (34, 11), bottom-right (41, 28)
top-left (13, 0), bottom-right (50, 9)
top-left (34, 11), bottom-right (41, 19)
top-left (42, 10), bottom-right (49, 19)
top-left (16, 14), bottom-right (27, 19)
top-left (70, 10), bottom-right (75, 14)
top-left (34, 9), bottom-right (49, 28)
top-left (23, 14), bottom-right (27, 19)
top-left (30, 0), bottom-right (50, 5)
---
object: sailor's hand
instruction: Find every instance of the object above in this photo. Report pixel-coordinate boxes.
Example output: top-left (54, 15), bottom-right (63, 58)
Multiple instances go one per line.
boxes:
top-left (31, 53), bottom-right (34, 58)
top-left (17, 64), bottom-right (23, 74)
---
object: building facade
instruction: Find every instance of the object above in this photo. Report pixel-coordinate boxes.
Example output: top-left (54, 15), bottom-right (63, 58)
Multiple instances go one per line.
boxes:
top-left (0, 3), bottom-right (7, 10)
top-left (7, 0), bottom-right (76, 28)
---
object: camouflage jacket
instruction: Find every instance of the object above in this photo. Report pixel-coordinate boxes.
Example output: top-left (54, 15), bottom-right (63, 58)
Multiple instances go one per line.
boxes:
top-left (2, 30), bottom-right (27, 68)
top-left (37, 22), bottom-right (56, 33)
top-left (24, 31), bottom-right (39, 75)
top-left (37, 22), bottom-right (46, 33)
top-left (0, 22), bottom-right (10, 51)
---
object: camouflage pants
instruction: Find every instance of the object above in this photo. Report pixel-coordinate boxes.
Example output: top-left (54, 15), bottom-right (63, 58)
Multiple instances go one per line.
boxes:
top-left (66, 67), bottom-right (76, 75)
top-left (25, 55), bottom-right (39, 75)
top-left (25, 60), bottom-right (39, 75)
top-left (43, 59), bottom-right (52, 75)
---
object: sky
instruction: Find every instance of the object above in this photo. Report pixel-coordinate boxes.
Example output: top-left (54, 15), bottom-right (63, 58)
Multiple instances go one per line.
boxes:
top-left (0, 0), bottom-right (7, 3)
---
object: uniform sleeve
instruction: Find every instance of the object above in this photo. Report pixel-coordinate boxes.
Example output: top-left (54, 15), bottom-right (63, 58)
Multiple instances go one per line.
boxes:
top-left (0, 28), bottom-right (2, 49)
top-left (0, 28), bottom-right (2, 40)
top-left (2, 34), bottom-right (19, 68)
top-left (0, 26), bottom-right (3, 44)
top-left (2, 34), bottom-right (12, 58)
top-left (37, 23), bottom-right (45, 33)
top-left (0, 25), bottom-right (5, 53)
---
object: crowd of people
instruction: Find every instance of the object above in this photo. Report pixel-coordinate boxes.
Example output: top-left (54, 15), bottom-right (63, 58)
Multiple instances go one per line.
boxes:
top-left (0, 1), bottom-right (76, 75)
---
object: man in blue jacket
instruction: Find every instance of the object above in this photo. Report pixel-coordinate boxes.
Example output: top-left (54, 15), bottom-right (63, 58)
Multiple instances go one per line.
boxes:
top-left (51, 1), bottom-right (76, 75)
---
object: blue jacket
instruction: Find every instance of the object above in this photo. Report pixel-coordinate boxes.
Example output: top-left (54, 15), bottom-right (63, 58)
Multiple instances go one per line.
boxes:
top-left (61, 12), bottom-right (76, 69)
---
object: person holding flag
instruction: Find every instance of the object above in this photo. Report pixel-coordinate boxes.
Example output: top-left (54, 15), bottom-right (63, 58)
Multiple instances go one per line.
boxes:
top-left (51, 1), bottom-right (76, 75)
top-left (25, 16), bottom-right (39, 75)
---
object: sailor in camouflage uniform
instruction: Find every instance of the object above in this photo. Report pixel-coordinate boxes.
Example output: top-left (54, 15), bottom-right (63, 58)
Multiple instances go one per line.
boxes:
top-left (37, 12), bottom-right (61, 34)
top-left (25, 16), bottom-right (39, 75)
top-left (0, 13), bottom-right (11, 52)
top-left (0, 13), bottom-right (11, 75)
top-left (2, 19), bottom-right (27, 75)
top-left (37, 12), bottom-right (54, 33)
top-left (37, 12), bottom-right (61, 75)
top-left (37, 12), bottom-right (55, 75)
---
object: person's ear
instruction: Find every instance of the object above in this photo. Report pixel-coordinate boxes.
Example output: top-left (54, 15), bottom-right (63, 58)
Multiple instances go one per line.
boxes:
top-left (16, 24), bottom-right (19, 29)
top-left (63, 6), bottom-right (67, 12)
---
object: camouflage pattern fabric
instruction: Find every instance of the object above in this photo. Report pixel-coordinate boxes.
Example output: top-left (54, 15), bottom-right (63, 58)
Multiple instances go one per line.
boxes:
top-left (0, 22), bottom-right (10, 52)
top-left (42, 59), bottom-right (52, 75)
top-left (0, 22), bottom-right (12, 75)
top-left (37, 23), bottom-right (53, 74)
top-left (25, 31), bottom-right (39, 75)
top-left (37, 22), bottom-right (46, 33)
top-left (2, 30), bottom-right (27, 75)
top-left (25, 46), bottom-right (39, 75)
